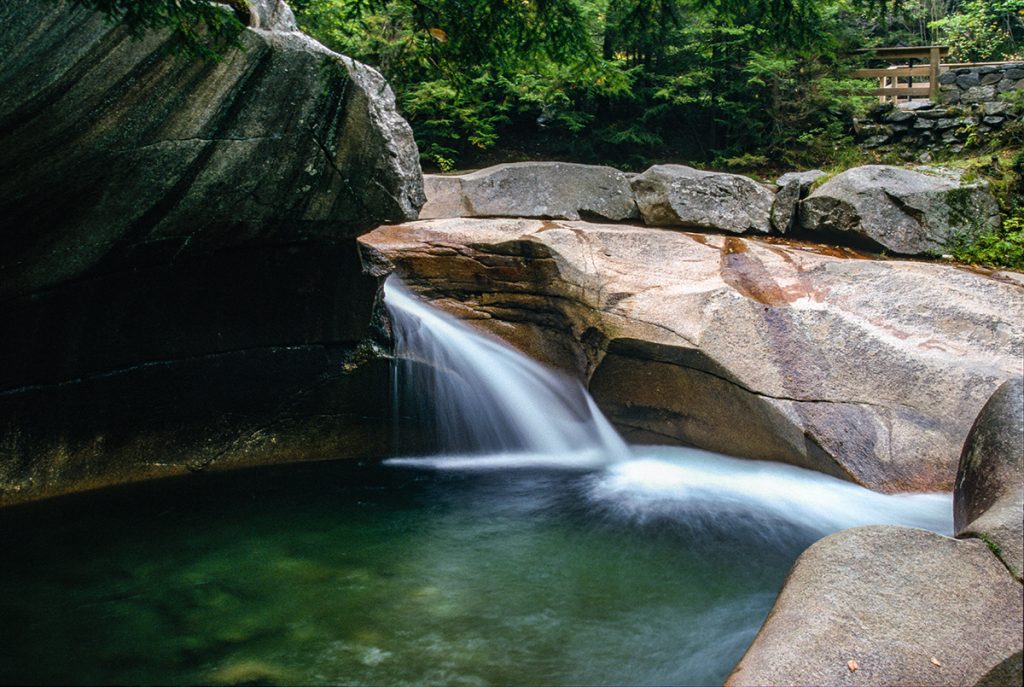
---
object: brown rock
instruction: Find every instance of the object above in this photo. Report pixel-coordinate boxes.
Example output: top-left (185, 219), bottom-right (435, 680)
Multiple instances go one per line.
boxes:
top-left (359, 218), bottom-right (1024, 492)
top-left (725, 526), bottom-right (1024, 687)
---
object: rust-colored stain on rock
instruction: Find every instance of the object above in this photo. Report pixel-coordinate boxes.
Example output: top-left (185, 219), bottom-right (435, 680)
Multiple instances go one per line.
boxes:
top-left (720, 238), bottom-right (791, 307)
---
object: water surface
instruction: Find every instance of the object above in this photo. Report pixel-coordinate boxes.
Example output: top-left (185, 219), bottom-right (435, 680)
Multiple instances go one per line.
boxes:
top-left (0, 448), bottom-right (950, 686)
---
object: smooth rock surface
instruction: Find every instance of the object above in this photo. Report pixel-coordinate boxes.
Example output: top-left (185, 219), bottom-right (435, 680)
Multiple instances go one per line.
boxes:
top-left (726, 526), bottom-right (1023, 687)
top-left (800, 165), bottom-right (1001, 255)
top-left (418, 162), bottom-right (638, 221)
top-left (360, 218), bottom-right (1024, 492)
top-left (0, 0), bottom-right (423, 299)
top-left (955, 377), bottom-right (1024, 580)
top-left (772, 170), bottom-right (827, 233)
top-left (631, 164), bottom-right (774, 233)
top-left (0, 0), bottom-right (423, 504)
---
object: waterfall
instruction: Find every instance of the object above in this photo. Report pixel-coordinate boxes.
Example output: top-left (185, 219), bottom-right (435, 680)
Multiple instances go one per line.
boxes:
top-left (382, 275), bottom-right (951, 536)
top-left (383, 275), bottom-right (629, 469)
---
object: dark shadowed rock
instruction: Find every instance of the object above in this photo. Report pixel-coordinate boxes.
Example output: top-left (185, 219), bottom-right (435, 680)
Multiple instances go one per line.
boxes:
top-left (0, 0), bottom-right (423, 299)
top-left (418, 162), bottom-right (638, 221)
top-left (955, 377), bottom-right (1024, 580)
top-left (631, 165), bottom-right (774, 233)
top-left (726, 526), bottom-right (1023, 687)
top-left (771, 170), bottom-right (826, 233)
top-left (360, 218), bottom-right (1024, 492)
top-left (0, 0), bottom-right (423, 504)
top-left (800, 165), bottom-right (1000, 255)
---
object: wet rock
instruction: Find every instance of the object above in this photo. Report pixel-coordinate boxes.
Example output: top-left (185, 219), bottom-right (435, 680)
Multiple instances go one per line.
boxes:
top-left (800, 165), bottom-right (1001, 255)
top-left (631, 165), bottom-right (774, 233)
top-left (726, 526), bottom-right (1023, 687)
top-left (418, 162), bottom-right (638, 222)
top-left (360, 218), bottom-right (1024, 492)
top-left (0, 0), bottom-right (423, 504)
top-left (771, 170), bottom-right (826, 234)
top-left (955, 377), bottom-right (1024, 581)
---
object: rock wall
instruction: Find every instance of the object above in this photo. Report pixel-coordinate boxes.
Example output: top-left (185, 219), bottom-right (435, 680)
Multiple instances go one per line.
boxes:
top-left (938, 63), bottom-right (1024, 106)
top-left (856, 63), bottom-right (1022, 150)
top-left (0, 0), bottom-right (424, 505)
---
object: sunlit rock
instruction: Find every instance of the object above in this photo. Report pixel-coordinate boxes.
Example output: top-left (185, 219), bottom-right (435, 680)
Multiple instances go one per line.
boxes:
top-left (360, 218), bottom-right (1024, 492)
top-left (725, 526), bottom-right (1023, 687)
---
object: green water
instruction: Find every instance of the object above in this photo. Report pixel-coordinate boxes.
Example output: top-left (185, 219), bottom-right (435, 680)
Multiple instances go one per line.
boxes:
top-left (0, 458), bottom-right (801, 686)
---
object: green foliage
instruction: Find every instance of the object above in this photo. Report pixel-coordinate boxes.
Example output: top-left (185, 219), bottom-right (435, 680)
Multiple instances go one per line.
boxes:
top-left (949, 150), bottom-right (1024, 271)
top-left (929, 0), bottom-right (1024, 61)
top-left (949, 221), bottom-right (1024, 270)
top-left (68, 0), bottom-right (245, 57)
top-left (284, 0), bottom-right (1014, 170)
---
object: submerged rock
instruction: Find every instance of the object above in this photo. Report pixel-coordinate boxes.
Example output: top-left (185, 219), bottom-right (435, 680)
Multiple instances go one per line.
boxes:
top-left (800, 165), bottom-right (1000, 255)
top-left (418, 162), bottom-right (638, 222)
top-left (725, 526), bottom-right (1023, 687)
top-left (0, 0), bottom-right (423, 504)
top-left (955, 377), bottom-right (1024, 580)
top-left (631, 165), bottom-right (775, 233)
top-left (360, 218), bottom-right (1024, 492)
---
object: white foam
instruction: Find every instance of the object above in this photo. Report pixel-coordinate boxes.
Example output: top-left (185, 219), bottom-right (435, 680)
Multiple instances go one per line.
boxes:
top-left (587, 445), bottom-right (952, 536)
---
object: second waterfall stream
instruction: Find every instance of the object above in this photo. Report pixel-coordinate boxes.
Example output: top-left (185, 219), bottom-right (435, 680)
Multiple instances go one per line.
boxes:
top-left (382, 275), bottom-right (952, 539)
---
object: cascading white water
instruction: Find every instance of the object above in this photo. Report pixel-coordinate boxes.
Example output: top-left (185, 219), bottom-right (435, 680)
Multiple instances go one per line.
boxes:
top-left (383, 275), bottom-right (952, 537)
top-left (384, 275), bottom-right (628, 468)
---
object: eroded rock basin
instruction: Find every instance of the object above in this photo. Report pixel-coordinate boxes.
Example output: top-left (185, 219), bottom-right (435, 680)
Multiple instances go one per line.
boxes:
top-left (360, 218), bottom-right (1024, 493)
top-left (0, 447), bottom-right (950, 686)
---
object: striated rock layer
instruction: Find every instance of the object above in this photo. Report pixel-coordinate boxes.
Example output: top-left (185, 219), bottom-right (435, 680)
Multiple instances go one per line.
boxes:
top-left (359, 218), bottom-right (1024, 492)
top-left (0, 0), bottom-right (424, 505)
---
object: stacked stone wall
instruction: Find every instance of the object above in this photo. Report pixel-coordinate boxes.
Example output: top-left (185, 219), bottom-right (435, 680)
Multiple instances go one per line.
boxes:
top-left (855, 63), bottom-right (1022, 151)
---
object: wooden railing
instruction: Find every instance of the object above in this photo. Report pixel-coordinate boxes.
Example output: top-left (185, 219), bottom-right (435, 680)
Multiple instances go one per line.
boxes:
top-left (851, 45), bottom-right (949, 102)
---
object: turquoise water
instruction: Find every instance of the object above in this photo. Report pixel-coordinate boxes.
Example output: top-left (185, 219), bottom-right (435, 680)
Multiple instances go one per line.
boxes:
top-left (0, 449), bottom-right (950, 686)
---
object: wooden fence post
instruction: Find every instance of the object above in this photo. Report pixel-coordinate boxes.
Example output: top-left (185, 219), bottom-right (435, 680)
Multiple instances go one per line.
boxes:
top-left (929, 46), bottom-right (940, 101)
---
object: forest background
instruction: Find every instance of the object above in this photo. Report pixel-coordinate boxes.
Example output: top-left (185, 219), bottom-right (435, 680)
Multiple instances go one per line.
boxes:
top-left (283, 0), bottom-right (1024, 172)
top-left (63, 0), bottom-right (1024, 265)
